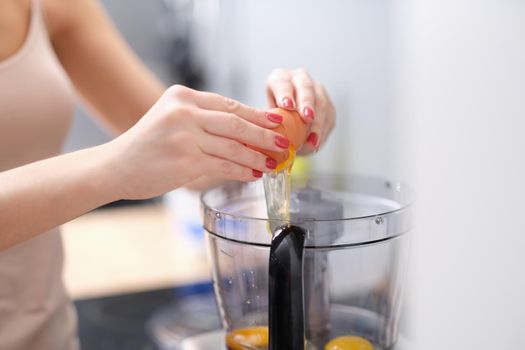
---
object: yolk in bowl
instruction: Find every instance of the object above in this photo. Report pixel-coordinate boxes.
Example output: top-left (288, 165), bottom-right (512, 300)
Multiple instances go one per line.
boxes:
top-left (324, 336), bottom-right (375, 350)
top-left (226, 326), bottom-right (269, 350)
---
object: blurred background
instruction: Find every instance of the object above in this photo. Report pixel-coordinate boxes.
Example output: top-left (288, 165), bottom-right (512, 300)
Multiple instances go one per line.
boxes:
top-left (65, 0), bottom-right (397, 178)
top-left (61, 0), bottom-right (525, 349)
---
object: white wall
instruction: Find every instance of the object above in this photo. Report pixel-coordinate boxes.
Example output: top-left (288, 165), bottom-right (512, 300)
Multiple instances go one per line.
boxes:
top-left (205, 0), bottom-right (395, 178)
top-left (393, 0), bottom-right (525, 348)
top-left (65, 0), bottom-right (397, 181)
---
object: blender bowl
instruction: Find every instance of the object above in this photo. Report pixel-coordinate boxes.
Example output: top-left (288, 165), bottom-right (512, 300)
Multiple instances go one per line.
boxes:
top-left (201, 174), bottom-right (413, 350)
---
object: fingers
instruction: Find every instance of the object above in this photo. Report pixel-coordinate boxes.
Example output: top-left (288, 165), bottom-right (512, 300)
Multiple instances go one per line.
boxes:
top-left (317, 83), bottom-right (336, 147)
top-left (193, 90), bottom-right (281, 128)
top-left (300, 82), bottom-right (334, 154)
top-left (266, 68), bottom-right (317, 124)
top-left (291, 69), bottom-right (316, 123)
top-left (199, 155), bottom-right (263, 182)
top-left (199, 133), bottom-right (277, 172)
top-left (265, 68), bottom-right (336, 154)
top-left (197, 110), bottom-right (290, 153)
top-left (266, 68), bottom-right (295, 110)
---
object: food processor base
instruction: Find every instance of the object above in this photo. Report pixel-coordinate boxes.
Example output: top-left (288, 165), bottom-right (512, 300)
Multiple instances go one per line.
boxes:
top-left (179, 330), bottom-right (412, 350)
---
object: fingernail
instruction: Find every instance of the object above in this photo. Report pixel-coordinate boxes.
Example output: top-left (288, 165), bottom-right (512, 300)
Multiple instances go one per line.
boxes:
top-left (282, 97), bottom-right (295, 109)
top-left (303, 107), bottom-right (315, 121)
top-left (275, 135), bottom-right (290, 148)
top-left (266, 157), bottom-right (277, 170)
top-left (252, 169), bottom-right (263, 178)
top-left (307, 132), bottom-right (318, 147)
top-left (266, 112), bottom-right (283, 124)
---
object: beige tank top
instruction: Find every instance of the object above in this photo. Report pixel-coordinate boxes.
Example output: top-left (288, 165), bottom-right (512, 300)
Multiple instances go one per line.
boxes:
top-left (0, 1), bottom-right (79, 349)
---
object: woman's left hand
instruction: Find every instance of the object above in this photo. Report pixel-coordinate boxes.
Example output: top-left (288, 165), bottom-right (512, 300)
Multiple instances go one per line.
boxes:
top-left (265, 68), bottom-right (336, 154)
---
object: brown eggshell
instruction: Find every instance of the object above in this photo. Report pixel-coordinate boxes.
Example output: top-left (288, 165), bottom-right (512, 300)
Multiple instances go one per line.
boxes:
top-left (249, 108), bottom-right (308, 164)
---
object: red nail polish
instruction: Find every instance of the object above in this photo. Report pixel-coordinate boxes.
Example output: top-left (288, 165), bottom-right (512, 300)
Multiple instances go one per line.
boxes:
top-left (275, 135), bottom-right (290, 148)
top-left (252, 169), bottom-right (263, 178)
top-left (307, 132), bottom-right (318, 147)
top-left (303, 107), bottom-right (315, 121)
top-left (266, 157), bottom-right (277, 169)
top-left (266, 112), bottom-right (283, 124)
top-left (282, 97), bottom-right (294, 109)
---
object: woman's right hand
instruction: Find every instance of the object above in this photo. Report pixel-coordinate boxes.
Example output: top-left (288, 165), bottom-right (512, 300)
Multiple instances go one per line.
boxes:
top-left (105, 85), bottom-right (288, 200)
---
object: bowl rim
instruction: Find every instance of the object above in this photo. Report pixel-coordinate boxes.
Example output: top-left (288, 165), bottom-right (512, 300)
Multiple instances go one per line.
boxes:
top-left (200, 173), bottom-right (414, 223)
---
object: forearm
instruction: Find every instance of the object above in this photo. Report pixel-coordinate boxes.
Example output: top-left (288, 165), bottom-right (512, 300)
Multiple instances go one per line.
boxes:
top-left (0, 145), bottom-right (119, 251)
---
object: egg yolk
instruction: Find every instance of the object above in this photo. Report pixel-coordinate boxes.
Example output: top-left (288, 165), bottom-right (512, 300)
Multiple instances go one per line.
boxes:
top-left (324, 336), bottom-right (375, 350)
top-left (226, 326), bottom-right (269, 350)
top-left (248, 107), bottom-right (307, 173)
top-left (274, 145), bottom-right (296, 173)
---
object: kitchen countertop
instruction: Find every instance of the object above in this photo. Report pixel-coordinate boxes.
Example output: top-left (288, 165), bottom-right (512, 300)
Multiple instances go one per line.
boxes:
top-left (61, 202), bottom-right (211, 300)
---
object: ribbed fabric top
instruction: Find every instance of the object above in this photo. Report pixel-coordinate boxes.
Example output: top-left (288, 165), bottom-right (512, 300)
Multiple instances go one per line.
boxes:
top-left (0, 1), bottom-right (79, 349)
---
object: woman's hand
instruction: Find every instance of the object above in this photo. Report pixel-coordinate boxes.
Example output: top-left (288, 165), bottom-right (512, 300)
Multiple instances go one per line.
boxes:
top-left (107, 85), bottom-right (288, 200)
top-left (265, 68), bottom-right (336, 154)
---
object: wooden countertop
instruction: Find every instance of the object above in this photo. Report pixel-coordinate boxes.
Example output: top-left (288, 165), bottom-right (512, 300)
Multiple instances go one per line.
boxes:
top-left (61, 203), bottom-right (211, 300)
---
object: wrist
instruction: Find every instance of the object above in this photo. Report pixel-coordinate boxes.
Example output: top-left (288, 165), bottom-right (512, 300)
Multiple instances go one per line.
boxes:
top-left (86, 142), bottom-right (125, 204)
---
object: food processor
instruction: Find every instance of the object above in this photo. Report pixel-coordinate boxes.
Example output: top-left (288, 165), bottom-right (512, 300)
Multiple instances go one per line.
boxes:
top-left (199, 174), bottom-right (413, 350)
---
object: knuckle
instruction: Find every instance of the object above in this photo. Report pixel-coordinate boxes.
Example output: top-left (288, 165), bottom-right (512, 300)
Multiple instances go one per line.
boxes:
top-left (299, 99), bottom-right (312, 111)
top-left (293, 67), bottom-right (309, 77)
top-left (298, 80), bottom-right (315, 90)
top-left (166, 84), bottom-right (190, 99)
top-left (170, 103), bottom-right (190, 117)
top-left (223, 97), bottom-right (240, 112)
top-left (170, 102), bottom-right (185, 113)
top-left (292, 75), bottom-right (314, 89)
top-left (226, 141), bottom-right (241, 158)
top-left (228, 114), bottom-right (246, 133)
top-left (254, 152), bottom-right (265, 168)
top-left (262, 129), bottom-right (274, 146)
top-left (267, 68), bottom-right (290, 83)
top-left (299, 96), bottom-right (314, 106)
top-left (298, 96), bottom-right (315, 109)
top-left (246, 106), bottom-right (259, 119)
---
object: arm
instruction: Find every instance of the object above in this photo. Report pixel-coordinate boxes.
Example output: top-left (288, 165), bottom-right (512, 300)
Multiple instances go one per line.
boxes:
top-left (46, 0), bottom-right (164, 133)
top-left (0, 86), bottom-right (286, 251)
top-left (46, 0), bottom-right (233, 192)
top-left (46, 1), bottom-right (336, 191)
top-left (0, 146), bottom-right (117, 251)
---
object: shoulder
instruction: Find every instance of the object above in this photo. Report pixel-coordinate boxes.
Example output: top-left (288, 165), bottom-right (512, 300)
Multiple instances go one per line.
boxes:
top-left (42, 0), bottom-right (97, 38)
